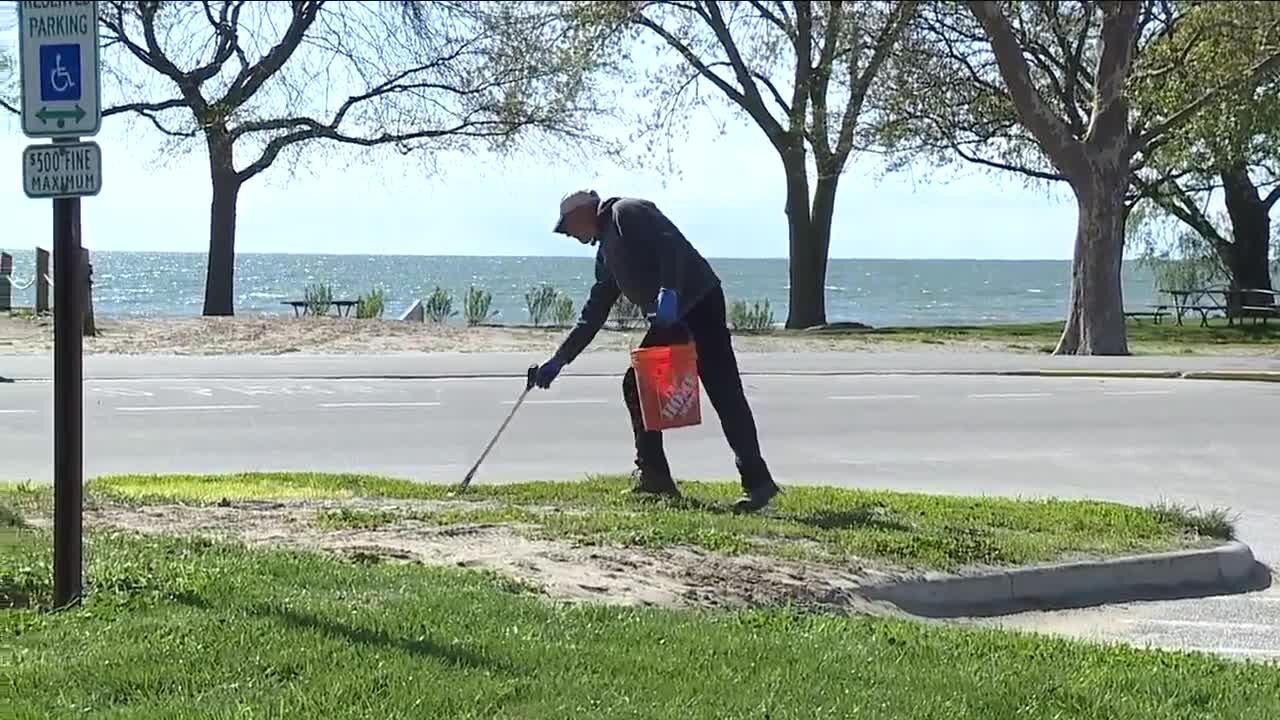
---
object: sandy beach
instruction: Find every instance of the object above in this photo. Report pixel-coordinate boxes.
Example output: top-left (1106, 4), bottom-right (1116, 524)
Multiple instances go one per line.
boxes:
top-left (0, 313), bottom-right (1022, 357)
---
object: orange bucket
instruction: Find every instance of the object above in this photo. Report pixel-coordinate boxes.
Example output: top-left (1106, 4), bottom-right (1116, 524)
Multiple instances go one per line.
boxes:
top-left (631, 342), bottom-right (702, 431)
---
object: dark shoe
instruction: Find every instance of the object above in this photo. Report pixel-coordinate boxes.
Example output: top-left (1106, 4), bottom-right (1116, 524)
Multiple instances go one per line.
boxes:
top-left (626, 467), bottom-right (680, 498)
top-left (733, 481), bottom-right (780, 513)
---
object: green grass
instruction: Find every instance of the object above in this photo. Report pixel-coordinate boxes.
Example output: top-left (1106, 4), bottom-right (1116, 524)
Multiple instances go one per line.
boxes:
top-left (831, 319), bottom-right (1280, 355)
top-left (84, 473), bottom-right (1231, 571)
top-left (1, 521), bottom-right (1277, 719)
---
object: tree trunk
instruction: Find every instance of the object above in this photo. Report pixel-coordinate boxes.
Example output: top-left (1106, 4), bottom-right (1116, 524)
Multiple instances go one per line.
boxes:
top-left (1056, 175), bottom-right (1130, 356)
top-left (781, 144), bottom-right (828, 329)
top-left (203, 133), bottom-right (241, 317)
top-left (1219, 163), bottom-right (1273, 307)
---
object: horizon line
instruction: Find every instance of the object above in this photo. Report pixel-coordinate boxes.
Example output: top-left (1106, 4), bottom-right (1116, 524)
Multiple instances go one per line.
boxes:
top-left (0, 248), bottom-right (1092, 262)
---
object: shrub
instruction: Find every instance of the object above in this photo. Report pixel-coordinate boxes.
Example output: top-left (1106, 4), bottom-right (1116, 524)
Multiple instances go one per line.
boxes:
top-left (552, 293), bottom-right (575, 326)
top-left (610, 294), bottom-right (646, 329)
top-left (423, 286), bottom-right (457, 323)
top-left (303, 283), bottom-right (334, 316)
top-left (525, 283), bottom-right (559, 327)
top-left (463, 285), bottom-right (496, 326)
top-left (356, 287), bottom-right (385, 319)
top-left (729, 298), bottom-right (774, 331)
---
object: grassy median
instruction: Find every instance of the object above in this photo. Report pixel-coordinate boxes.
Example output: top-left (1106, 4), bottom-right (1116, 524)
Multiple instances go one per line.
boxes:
top-left (75, 472), bottom-right (1234, 571)
top-left (1, 505), bottom-right (1277, 719)
top-left (840, 319), bottom-right (1280, 355)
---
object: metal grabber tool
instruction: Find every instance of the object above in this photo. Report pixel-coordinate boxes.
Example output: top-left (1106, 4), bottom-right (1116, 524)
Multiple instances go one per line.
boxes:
top-left (452, 365), bottom-right (539, 495)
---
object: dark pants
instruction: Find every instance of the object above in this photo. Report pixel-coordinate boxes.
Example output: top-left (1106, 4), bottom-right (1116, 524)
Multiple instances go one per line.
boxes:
top-left (621, 286), bottom-right (774, 490)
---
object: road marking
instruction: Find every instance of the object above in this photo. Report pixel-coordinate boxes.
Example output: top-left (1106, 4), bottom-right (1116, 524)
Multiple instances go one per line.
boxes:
top-left (1102, 390), bottom-right (1174, 396)
top-left (0, 409), bottom-right (36, 414)
top-left (317, 401), bottom-right (442, 408)
top-left (504, 399), bottom-right (610, 405)
top-left (94, 388), bottom-right (155, 398)
top-left (116, 404), bottom-right (260, 413)
top-left (967, 392), bottom-right (1051, 399)
top-left (1125, 619), bottom-right (1280, 631)
top-left (828, 394), bottom-right (920, 401)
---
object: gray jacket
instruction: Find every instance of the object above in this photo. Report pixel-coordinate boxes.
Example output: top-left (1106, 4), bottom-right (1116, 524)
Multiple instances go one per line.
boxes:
top-left (552, 197), bottom-right (720, 366)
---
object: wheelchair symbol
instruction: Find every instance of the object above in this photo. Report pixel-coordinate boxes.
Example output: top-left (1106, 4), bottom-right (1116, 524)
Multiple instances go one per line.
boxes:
top-left (38, 43), bottom-right (83, 108)
top-left (50, 55), bottom-right (76, 95)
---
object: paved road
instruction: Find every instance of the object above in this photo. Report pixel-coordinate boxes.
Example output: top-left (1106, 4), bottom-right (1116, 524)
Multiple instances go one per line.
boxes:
top-left (2, 370), bottom-right (1277, 660)
top-left (3, 349), bottom-right (1279, 381)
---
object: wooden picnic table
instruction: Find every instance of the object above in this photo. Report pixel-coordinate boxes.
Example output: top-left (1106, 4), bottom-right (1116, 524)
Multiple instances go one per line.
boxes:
top-left (1159, 287), bottom-right (1279, 326)
top-left (281, 299), bottom-right (359, 318)
top-left (1226, 288), bottom-right (1280, 325)
top-left (1158, 287), bottom-right (1228, 327)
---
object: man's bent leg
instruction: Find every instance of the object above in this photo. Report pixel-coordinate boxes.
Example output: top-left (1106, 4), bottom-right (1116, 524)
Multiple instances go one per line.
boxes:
top-left (621, 325), bottom-right (685, 494)
top-left (684, 288), bottom-right (778, 503)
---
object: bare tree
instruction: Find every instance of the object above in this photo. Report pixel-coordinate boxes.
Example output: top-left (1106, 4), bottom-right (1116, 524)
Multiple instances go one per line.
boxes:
top-left (571, 0), bottom-right (916, 329)
top-left (873, 1), bottom-right (1280, 355)
top-left (97, 1), bottom-right (620, 316)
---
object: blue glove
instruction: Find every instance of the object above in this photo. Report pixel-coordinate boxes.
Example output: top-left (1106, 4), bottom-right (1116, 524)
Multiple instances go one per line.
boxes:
top-left (654, 288), bottom-right (679, 328)
top-left (534, 358), bottom-right (563, 389)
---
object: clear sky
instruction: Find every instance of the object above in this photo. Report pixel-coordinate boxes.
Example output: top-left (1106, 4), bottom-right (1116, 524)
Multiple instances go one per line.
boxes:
top-left (0, 3), bottom-right (1082, 261)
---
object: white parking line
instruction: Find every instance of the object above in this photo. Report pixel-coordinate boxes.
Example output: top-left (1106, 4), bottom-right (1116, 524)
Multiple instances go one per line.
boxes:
top-left (115, 404), bottom-right (261, 413)
top-left (968, 392), bottom-right (1052, 399)
top-left (317, 401), bottom-right (442, 408)
top-left (0, 409), bottom-right (36, 414)
top-left (828, 394), bottom-right (921, 401)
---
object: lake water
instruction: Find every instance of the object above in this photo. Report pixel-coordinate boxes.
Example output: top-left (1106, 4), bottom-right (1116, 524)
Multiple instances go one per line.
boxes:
top-left (0, 249), bottom-right (1166, 326)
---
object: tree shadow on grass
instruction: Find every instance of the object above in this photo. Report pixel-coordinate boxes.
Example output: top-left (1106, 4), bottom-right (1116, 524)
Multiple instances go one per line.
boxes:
top-left (663, 497), bottom-right (912, 532)
top-left (254, 603), bottom-right (516, 675)
top-left (785, 509), bottom-right (912, 533)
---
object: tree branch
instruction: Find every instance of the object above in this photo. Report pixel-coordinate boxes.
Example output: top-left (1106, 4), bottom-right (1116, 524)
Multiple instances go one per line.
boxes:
top-left (187, 0), bottom-right (247, 84)
top-left (953, 144), bottom-right (1067, 182)
top-left (102, 99), bottom-right (189, 118)
top-left (965, 1), bottom-right (1086, 179)
top-left (806, 0), bottom-right (836, 159)
top-left (222, 0), bottom-right (325, 111)
top-left (700, 1), bottom-right (787, 134)
top-left (103, 98), bottom-right (200, 137)
top-left (1134, 49), bottom-right (1280, 150)
top-left (834, 1), bottom-right (917, 164)
top-left (236, 115), bottom-right (533, 184)
top-left (98, 2), bottom-right (177, 78)
top-left (1085, 2), bottom-right (1140, 152)
top-left (1265, 185), bottom-right (1280, 211)
top-left (632, 8), bottom-right (785, 141)
top-left (745, 0), bottom-right (790, 34)
top-left (1132, 173), bottom-right (1228, 250)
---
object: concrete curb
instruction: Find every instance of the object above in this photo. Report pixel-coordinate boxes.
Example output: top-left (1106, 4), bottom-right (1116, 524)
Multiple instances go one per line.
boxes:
top-left (863, 541), bottom-right (1268, 618)
top-left (1182, 370), bottom-right (1280, 383)
top-left (5, 368), bottom-right (1280, 383)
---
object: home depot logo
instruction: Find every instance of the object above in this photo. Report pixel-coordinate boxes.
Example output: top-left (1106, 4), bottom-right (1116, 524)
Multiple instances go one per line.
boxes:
top-left (659, 371), bottom-right (699, 421)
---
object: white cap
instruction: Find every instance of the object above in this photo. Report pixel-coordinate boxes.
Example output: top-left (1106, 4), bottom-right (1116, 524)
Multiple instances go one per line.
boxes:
top-left (553, 190), bottom-right (599, 233)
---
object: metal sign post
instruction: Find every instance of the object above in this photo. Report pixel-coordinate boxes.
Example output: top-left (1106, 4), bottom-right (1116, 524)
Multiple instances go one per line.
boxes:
top-left (18, 0), bottom-right (104, 609)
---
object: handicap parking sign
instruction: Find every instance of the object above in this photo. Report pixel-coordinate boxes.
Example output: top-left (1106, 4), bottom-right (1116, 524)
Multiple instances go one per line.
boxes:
top-left (39, 44), bottom-right (82, 103)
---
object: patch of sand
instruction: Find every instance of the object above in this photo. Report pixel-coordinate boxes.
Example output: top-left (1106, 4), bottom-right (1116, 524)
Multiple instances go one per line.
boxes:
top-left (74, 498), bottom-right (912, 616)
top-left (0, 314), bottom-right (1024, 357)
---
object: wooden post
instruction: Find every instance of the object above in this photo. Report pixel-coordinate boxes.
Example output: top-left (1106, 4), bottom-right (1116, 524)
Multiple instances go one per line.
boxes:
top-left (0, 252), bottom-right (11, 312)
top-left (36, 247), bottom-right (51, 314)
top-left (82, 247), bottom-right (97, 338)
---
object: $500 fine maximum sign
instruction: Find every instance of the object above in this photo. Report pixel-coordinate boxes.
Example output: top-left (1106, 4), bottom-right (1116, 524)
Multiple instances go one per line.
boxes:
top-left (23, 141), bottom-right (103, 199)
